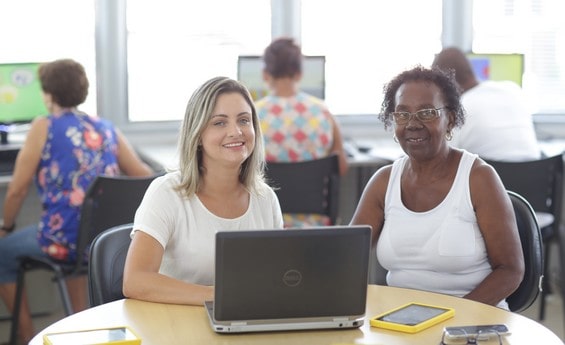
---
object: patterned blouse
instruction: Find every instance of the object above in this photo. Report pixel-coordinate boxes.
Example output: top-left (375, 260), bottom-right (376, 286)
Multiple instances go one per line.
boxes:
top-left (256, 92), bottom-right (335, 227)
top-left (35, 112), bottom-right (120, 262)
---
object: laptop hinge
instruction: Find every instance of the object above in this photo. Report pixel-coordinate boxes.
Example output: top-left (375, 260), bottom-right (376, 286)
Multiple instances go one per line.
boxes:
top-left (230, 321), bottom-right (247, 326)
top-left (333, 317), bottom-right (349, 322)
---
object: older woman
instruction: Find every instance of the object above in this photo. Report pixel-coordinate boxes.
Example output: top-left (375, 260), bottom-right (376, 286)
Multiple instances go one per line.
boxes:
top-left (351, 66), bottom-right (524, 309)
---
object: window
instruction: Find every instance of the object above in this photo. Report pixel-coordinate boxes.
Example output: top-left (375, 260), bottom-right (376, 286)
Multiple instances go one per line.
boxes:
top-left (301, 0), bottom-right (443, 115)
top-left (0, 0), bottom-right (97, 115)
top-left (126, 0), bottom-right (271, 122)
top-left (472, 0), bottom-right (565, 113)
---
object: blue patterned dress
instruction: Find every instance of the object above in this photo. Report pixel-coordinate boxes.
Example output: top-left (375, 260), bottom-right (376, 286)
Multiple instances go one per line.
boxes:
top-left (35, 112), bottom-right (120, 262)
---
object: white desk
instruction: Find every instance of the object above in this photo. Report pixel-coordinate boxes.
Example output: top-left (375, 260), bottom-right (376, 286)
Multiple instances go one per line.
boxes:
top-left (30, 285), bottom-right (562, 345)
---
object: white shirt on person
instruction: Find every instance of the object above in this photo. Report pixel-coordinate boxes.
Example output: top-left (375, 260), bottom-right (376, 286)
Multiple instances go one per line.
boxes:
top-left (451, 80), bottom-right (541, 162)
top-left (132, 171), bottom-right (284, 285)
top-left (377, 150), bottom-right (508, 309)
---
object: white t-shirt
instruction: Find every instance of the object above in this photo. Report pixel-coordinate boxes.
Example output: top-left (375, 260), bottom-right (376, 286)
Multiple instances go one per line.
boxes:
top-left (132, 171), bottom-right (284, 285)
top-left (377, 151), bottom-right (508, 309)
top-left (452, 81), bottom-right (541, 162)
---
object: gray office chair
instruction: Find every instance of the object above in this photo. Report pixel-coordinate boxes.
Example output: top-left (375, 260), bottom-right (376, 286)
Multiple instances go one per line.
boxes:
top-left (265, 154), bottom-right (340, 225)
top-left (88, 223), bottom-right (133, 306)
top-left (10, 175), bottom-right (158, 345)
top-left (506, 191), bottom-right (544, 312)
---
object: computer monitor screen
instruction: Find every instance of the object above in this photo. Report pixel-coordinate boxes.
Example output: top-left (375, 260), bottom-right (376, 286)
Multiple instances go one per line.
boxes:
top-left (466, 53), bottom-right (524, 86)
top-left (237, 55), bottom-right (325, 101)
top-left (0, 62), bottom-right (47, 124)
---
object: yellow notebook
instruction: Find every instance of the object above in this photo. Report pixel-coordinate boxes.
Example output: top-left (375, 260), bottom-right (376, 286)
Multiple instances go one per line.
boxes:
top-left (43, 326), bottom-right (141, 345)
top-left (370, 302), bottom-right (455, 333)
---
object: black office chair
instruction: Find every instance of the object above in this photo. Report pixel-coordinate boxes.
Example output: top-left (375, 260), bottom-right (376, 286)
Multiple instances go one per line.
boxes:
top-left (485, 154), bottom-right (563, 318)
top-left (10, 175), bottom-right (158, 345)
top-left (265, 154), bottom-right (340, 226)
top-left (506, 191), bottom-right (544, 312)
top-left (88, 223), bottom-right (133, 307)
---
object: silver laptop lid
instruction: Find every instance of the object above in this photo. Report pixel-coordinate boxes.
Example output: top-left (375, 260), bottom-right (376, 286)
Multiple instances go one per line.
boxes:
top-left (213, 225), bottom-right (371, 322)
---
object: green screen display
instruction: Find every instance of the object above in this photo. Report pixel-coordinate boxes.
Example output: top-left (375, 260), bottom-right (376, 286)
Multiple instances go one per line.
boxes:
top-left (0, 62), bottom-right (48, 123)
top-left (466, 53), bottom-right (524, 86)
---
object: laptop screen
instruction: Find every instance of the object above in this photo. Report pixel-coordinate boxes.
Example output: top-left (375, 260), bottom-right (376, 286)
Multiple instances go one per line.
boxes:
top-left (214, 226), bottom-right (371, 321)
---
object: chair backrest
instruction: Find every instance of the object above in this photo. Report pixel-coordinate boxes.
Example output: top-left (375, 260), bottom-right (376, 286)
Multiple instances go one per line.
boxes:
top-left (506, 190), bottom-right (544, 312)
top-left (264, 154), bottom-right (340, 225)
top-left (88, 223), bottom-right (133, 306)
top-left (74, 174), bottom-right (158, 270)
top-left (485, 154), bottom-right (564, 232)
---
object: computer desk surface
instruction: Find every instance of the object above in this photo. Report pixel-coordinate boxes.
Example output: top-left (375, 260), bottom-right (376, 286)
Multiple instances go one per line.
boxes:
top-left (30, 285), bottom-right (562, 345)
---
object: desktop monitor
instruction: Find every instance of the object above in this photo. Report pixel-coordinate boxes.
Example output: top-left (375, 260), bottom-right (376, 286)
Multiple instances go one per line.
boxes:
top-left (466, 53), bottom-right (524, 86)
top-left (237, 55), bottom-right (325, 101)
top-left (0, 62), bottom-right (47, 144)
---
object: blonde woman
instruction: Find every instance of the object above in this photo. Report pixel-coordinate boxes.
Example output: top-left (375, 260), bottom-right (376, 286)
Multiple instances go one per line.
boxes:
top-left (123, 77), bottom-right (283, 305)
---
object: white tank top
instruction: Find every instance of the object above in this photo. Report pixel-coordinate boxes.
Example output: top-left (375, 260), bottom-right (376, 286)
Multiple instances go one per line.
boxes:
top-left (377, 150), bottom-right (507, 308)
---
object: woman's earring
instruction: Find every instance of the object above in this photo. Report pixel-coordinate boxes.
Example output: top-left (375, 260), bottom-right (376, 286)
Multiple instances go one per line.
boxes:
top-left (393, 135), bottom-right (399, 143)
top-left (445, 130), bottom-right (453, 141)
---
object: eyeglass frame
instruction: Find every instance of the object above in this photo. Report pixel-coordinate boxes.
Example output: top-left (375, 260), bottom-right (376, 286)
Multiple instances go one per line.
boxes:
top-left (439, 328), bottom-right (503, 345)
top-left (390, 107), bottom-right (445, 125)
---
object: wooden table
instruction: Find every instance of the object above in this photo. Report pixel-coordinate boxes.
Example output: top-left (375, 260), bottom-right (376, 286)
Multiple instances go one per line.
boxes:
top-left (30, 285), bottom-right (562, 344)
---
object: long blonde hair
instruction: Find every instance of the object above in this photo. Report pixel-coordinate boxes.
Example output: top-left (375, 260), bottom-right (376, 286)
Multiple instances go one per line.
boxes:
top-left (175, 76), bottom-right (267, 197)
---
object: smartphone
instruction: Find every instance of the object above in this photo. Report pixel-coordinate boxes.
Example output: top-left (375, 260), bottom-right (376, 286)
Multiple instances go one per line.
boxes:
top-left (43, 326), bottom-right (141, 345)
top-left (444, 324), bottom-right (510, 339)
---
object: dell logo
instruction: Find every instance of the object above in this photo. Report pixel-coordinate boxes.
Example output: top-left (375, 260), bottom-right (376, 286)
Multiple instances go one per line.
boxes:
top-left (282, 269), bottom-right (302, 287)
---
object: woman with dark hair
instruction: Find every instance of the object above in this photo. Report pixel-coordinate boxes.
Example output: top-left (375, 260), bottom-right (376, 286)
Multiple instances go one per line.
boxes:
top-left (256, 37), bottom-right (348, 227)
top-left (351, 65), bottom-right (524, 309)
top-left (0, 58), bottom-right (153, 343)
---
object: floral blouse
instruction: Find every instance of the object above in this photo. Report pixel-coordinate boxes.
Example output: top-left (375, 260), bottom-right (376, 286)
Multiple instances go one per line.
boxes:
top-left (35, 112), bottom-right (120, 262)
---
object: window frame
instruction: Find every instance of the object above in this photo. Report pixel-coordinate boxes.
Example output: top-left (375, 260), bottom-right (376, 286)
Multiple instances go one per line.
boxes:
top-left (95, 0), bottom-right (565, 145)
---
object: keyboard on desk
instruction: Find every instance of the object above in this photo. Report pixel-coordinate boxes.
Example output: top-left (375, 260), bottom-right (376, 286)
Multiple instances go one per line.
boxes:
top-left (0, 148), bottom-right (19, 176)
top-left (0, 162), bottom-right (15, 175)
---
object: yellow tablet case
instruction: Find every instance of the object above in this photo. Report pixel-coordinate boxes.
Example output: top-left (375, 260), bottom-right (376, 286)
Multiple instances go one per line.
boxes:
top-left (43, 325), bottom-right (141, 345)
top-left (370, 302), bottom-right (455, 333)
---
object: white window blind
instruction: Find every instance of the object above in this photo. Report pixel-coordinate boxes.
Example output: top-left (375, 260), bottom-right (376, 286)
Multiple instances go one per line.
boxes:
top-left (126, 0), bottom-right (271, 122)
top-left (473, 0), bottom-right (565, 113)
top-left (301, 0), bottom-right (443, 115)
top-left (0, 0), bottom-right (97, 115)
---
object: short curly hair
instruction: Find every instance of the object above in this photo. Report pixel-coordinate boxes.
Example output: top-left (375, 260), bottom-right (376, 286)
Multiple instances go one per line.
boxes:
top-left (263, 37), bottom-right (302, 79)
top-left (38, 59), bottom-right (89, 107)
top-left (378, 65), bottom-right (465, 130)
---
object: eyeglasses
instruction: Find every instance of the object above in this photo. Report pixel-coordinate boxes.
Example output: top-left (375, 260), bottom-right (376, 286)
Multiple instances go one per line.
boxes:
top-left (439, 328), bottom-right (503, 345)
top-left (391, 107), bottom-right (445, 125)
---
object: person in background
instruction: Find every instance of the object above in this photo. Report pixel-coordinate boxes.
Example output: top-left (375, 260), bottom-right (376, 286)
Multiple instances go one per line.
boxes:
top-left (256, 37), bottom-right (348, 227)
top-left (123, 76), bottom-right (283, 306)
top-left (0, 58), bottom-right (153, 343)
top-left (432, 47), bottom-right (541, 161)
top-left (350, 66), bottom-right (524, 309)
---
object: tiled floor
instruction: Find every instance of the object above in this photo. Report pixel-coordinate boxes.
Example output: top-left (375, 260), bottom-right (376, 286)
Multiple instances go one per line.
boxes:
top-left (522, 291), bottom-right (564, 340)
top-left (1, 289), bottom-right (564, 344)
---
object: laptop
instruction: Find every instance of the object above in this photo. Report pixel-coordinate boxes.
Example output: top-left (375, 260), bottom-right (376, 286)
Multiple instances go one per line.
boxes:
top-left (204, 225), bottom-right (371, 333)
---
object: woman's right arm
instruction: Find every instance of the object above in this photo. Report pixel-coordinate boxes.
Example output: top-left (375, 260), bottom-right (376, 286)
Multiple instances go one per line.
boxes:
top-left (114, 128), bottom-right (154, 177)
top-left (349, 165), bottom-right (391, 246)
top-left (122, 230), bottom-right (214, 305)
top-left (328, 115), bottom-right (349, 176)
top-left (1, 117), bottom-right (48, 235)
